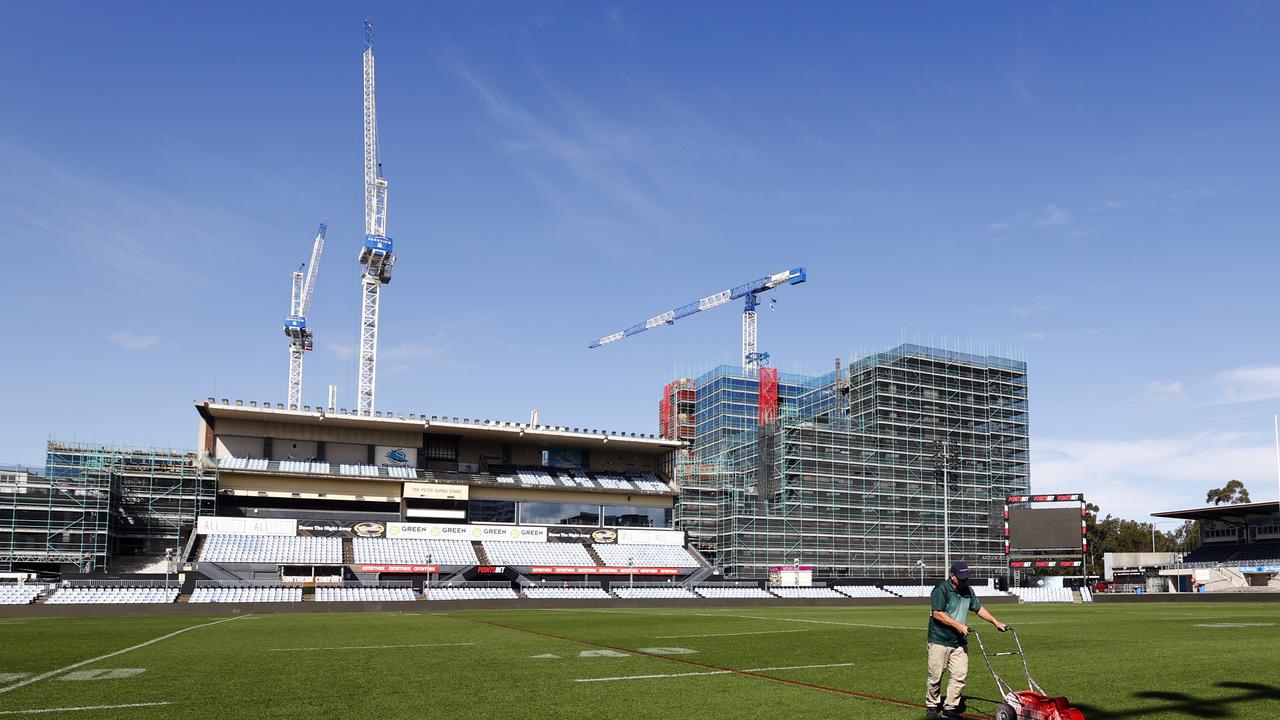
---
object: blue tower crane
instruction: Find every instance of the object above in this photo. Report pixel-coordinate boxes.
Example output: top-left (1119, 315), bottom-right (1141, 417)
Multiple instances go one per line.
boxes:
top-left (588, 267), bottom-right (806, 370)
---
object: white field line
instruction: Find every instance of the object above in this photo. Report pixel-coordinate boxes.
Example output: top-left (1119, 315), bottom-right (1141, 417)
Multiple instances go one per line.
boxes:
top-left (655, 629), bottom-right (815, 639)
top-left (697, 613), bottom-right (916, 630)
top-left (268, 642), bottom-right (475, 651)
top-left (574, 662), bottom-right (857, 683)
top-left (0, 702), bottom-right (172, 716)
top-left (0, 615), bottom-right (252, 696)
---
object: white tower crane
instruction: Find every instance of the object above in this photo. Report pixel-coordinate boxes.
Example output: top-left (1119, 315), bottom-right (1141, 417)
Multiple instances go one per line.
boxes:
top-left (284, 223), bottom-right (327, 410)
top-left (356, 18), bottom-right (395, 416)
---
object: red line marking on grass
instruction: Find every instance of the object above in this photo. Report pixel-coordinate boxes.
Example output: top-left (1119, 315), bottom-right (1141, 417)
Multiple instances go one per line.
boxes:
top-left (455, 615), bottom-right (987, 718)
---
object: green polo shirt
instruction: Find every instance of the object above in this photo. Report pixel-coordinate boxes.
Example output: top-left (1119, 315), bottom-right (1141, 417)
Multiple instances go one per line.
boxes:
top-left (927, 579), bottom-right (982, 647)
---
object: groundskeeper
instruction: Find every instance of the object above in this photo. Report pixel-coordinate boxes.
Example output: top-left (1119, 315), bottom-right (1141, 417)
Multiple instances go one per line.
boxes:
top-left (926, 560), bottom-right (1008, 719)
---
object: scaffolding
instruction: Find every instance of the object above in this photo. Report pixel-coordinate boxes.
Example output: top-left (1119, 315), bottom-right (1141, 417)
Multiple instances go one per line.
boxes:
top-left (0, 441), bottom-right (216, 573)
top-left (667, 344), bottom-right (1029, 580)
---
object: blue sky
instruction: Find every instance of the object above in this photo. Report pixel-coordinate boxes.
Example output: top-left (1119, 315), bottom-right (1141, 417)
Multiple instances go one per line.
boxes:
top-left (1, 2), bottom-right (1278, 520)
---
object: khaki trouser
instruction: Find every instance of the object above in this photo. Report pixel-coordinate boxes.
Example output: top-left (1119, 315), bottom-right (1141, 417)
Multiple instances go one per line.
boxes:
top-left (926, 642), bottom-right (969, 710)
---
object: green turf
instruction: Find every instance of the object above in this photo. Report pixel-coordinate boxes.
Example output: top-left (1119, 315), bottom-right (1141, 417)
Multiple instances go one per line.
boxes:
top-left (0, 603), bottom-right (1277, 718)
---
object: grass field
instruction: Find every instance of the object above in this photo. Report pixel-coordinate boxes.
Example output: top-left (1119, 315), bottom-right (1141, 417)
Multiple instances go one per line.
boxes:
top-left (1, 602), bottom-right (1277, 718)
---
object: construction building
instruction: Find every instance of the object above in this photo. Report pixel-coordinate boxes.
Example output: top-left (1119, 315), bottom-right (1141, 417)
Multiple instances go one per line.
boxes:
top-left (0, 442), bottom-right (214, 573)
top-left (666, 343), bottom-right (1030, 580)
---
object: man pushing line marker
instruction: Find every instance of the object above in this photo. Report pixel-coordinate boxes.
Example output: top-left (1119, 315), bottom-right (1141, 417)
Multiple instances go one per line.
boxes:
top-left (925, 561), bottom-right (1008, 720)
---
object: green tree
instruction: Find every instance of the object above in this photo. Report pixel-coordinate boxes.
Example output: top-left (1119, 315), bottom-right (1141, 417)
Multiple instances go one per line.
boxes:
top-left (1206, 479), bottom-right (1251, 505)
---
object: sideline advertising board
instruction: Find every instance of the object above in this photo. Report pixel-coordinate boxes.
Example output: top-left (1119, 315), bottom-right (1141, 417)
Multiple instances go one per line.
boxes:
top-left (354, 564), bottom-right (439, 574)
top-left (386, 522), bottom-right (547, 542)
top-left (296, 519), bottom-right (386, 538)
top-left (617, 528), bottom-right (685, 546)
top-left (529, 566), bottom-right (680, 575)
top-left (197, 516), bottom-right (296, 536)
top-left (547, 527), bottom-right (618, 544)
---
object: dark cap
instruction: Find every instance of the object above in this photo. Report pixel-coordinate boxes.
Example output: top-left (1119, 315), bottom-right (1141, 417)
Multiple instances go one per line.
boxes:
top-left (950, 561), bottom-right (971, 580)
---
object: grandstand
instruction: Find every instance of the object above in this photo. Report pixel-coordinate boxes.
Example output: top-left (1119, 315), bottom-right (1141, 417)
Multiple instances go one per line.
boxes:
top-left (1154, 500), bottom-right (1280, 592)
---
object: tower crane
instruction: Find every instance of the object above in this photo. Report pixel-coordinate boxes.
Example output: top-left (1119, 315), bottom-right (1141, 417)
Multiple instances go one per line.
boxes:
top-left (356, 18), bottom-right (395, 416)
top-left (588, 267), bottom-right (806, 371)
top-left (284, 223), bottom-right (327, 410)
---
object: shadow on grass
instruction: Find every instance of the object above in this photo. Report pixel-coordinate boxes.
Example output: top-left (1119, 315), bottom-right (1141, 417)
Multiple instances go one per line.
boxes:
top-left (1071, 681), bottom-right (1280, 719)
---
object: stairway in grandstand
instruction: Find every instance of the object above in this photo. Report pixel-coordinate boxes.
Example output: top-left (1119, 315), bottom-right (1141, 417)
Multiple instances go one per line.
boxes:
top-left (473, 541), bottom-right (492, 566)
top-left (342, 538), bottom-right (355, 564)
top-left (583, 544), bottom-right (605, 566)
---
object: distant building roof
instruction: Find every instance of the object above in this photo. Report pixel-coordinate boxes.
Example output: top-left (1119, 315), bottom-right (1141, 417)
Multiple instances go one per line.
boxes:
top-left (1152, 501), bottom-right (1280, 523)
top-left (196, 400), bottom-right (681, 454)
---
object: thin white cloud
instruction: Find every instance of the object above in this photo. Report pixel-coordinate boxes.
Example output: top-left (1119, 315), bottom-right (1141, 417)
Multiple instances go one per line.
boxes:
top-left (1144, 381), bottom-right (1184, 401)
top-left (1213, 365), bottom-right (1280, 405)
top-left (989, 221), bottom-right (1010, 231)
top-left (1104, 200), bottom-right (1124, 209)
top-left (1033, 432), bottom-right (1274, 520)
top-left (1036, 204), bottom-right (1071, 228)
top-left (454, 63), bottom-right (663, 217)
top-left (110, 332), bottom-right (159, 351)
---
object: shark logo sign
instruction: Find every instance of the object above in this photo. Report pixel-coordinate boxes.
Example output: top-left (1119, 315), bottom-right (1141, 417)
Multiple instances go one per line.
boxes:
top-left (375, 446), bottom-right (416, 468)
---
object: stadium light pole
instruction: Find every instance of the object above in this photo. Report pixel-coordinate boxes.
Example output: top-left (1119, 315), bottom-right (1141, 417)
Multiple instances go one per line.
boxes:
top-left (628, 555), bottom-right (634, 589)
top-left (933, 440), bottom-right (954, 574)
top-left (426, 553), bottom-right (432, 601)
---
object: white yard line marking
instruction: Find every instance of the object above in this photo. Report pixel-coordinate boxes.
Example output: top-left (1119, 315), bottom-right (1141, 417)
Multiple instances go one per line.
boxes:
top-left (268, 642), bottom-right (475, 651)
top-left (0, 615), bottom-right (252, 696)
top-left (697, 613), bottom-right (915, 630)
top-left (0, 701), bottom-right (171, 715)
top-left (574, 662), bottom-right (857, 683)
top-left (656, 629), bottom-right (815, 639)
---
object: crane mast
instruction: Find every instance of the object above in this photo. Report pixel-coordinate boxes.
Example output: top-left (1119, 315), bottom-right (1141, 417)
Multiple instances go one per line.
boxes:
top-left (284, 223), bottom-right (327, 410)
top-left (356, 18), bottom-right (394, 416)
top-left (588, 267), bottom-right (806, 371)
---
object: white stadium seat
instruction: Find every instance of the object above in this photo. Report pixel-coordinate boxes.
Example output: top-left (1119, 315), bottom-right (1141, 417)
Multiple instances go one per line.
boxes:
top-left (424, 587), bottom-right (518, 601)
top-left (188, 586), bottom-right (301, 603)
top-left (481, 541), bottom-right (594, 566)
top-left (592, 543), bottom-right (700, 567)
top-left (694, 586), bottom-right (774, 599)
top-left (612, 586), bottom-right (698, 599)
top-left (45, 586), bottom-right (179, 604)
top-left (0, 586), bottom-right (41, 605)
top-left (769, 586), bottom-right (844, 599)
top-left (314, 587), bottom-right (416, 602)
top-left (523, 586), bottom-right (612, 599)
top-left (833, 585), bottom-right (897, 599)
top-left (353, 537), bottom-right (478, 565)
top-left (199, 534), bottom-right (342, 564)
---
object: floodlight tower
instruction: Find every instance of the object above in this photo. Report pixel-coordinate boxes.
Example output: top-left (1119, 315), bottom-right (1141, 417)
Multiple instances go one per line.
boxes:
top-left (356, 18), bottom-right (395, 416)
top-left (284, 223), bottom-right (327, 410)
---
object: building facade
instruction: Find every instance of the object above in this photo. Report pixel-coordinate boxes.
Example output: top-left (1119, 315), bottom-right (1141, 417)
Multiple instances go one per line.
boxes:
top-left (667, 344), bottom-right (1030, 580)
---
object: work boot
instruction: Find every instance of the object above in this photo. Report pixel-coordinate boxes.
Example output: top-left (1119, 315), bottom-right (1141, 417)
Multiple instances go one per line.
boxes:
top-left (925, 710), bottom-right (941, 720)
top-left (941, 709), bottom-right (962, 720)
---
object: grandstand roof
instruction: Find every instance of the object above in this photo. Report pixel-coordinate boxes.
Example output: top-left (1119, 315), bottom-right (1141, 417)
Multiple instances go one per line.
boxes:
top-left (1152, 500), bottom-right (1280, 523)
top-left (196, 400), bottom-right (681, 454)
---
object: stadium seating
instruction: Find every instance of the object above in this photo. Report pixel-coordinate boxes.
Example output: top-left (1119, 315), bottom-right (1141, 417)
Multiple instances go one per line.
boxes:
top-left (46, 586), bottom-right (179, 604)
top-left (189, 586), bottom-right (301, 603)
top-left (481, 540), bottom-right (594, 566)
top-left (217, 456), bottom-right (269, 471)
top-left (314, 587), bottom-right (416, 602)
top-left (200, 534), bottom-right (342, 564)
top-left (338, 464), bottom-right (380, 477)
top-left (353, 537), bottom-right (478, 565)
top-left (833, 585), bottom-right (897, 599)
top-left (386, 466), bottom-right (416, 479)
top-left (612, 586), bottom-right (698, 599)
top-left (694, 586), bottom-right (774, 599)
top-left (592, 543), bottom-right (700, 567)
top-left (970, 586), bottom-right (1011, 597)
top-left (883, 585), bottom-right (935, 598)
top-left (1180, 543), bottom-right (1242, 564)
top-left (769, 586), bottom-right (845, 599)
top-left (0, 585), bottom-right (41, 605)
top-left (423, 586), bottom-right (518, 600)
top-left (1011, 587), bottom-right (1074, 603)
top-left (278, 460), bottom-right (331, 474)
top-left (1080, 587), bottom-right (1093, 602)
top-left (1231, 543), bottom-right (1280, 563)
top-left (523, 586), bottom-right (612, 599)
